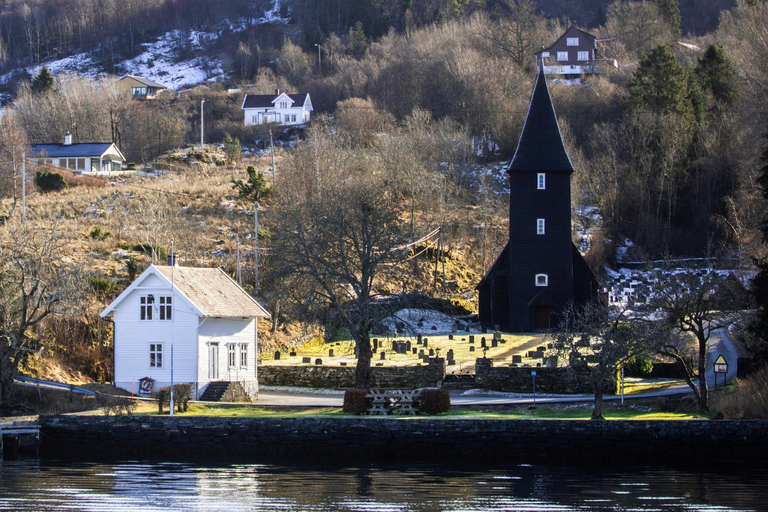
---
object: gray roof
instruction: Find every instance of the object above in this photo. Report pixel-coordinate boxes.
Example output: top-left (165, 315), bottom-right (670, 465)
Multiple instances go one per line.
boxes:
top-left (120, 75), bottom-right (168, 89)
top-left (31, 143), bottom-right (121, 159)
top-left (154, 265), bottom-right (269, 319)
top-left (242, 93), bottom-right (309, 109)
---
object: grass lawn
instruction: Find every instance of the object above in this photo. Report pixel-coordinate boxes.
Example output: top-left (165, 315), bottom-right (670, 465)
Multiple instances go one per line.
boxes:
top-left (134, 402), bottom-right (705, 420)
top-left (622, 377), bottom-right (687, 394)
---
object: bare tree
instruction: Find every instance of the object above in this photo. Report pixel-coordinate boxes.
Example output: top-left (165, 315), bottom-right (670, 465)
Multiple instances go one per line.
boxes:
top-left (646, 269), bottom-right (748, 412)
top-left (271, 130), bottom-right (407, 388)
top-left (551, 302), bottom-right (652, 420)
top-left (0, 220), bottom-right (85, 407)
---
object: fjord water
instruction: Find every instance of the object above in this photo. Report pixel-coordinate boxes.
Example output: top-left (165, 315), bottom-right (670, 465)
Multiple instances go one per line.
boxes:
top-left (0, 459), bottom-right (765, 511)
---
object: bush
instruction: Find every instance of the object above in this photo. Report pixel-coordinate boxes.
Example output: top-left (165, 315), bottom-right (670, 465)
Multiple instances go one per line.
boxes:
top-left (624, 355), bottom-right (654, 377)
top-left (126, 257), bottom-right (139, 280)
top-left (155, 384), bottom-right (193, 414)
top-left (713, 366), bottom-right (768, 419)
top-left (117, 242), bottom-right (167, 259)
top-left (89, 275), bottom-right (115, 295)
top-left (419, 388), bottom-right (450, 415)
top-left (100, 395), bottom-right (137, 416)
top-left (89, 226), bottom-right (110, 240)
top-left (343, 389), bottom-right (371, 414)
top-left (34, 171), bottom-right (68, 192)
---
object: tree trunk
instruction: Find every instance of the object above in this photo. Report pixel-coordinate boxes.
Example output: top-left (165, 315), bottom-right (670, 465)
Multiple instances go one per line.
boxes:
top-left (592, 384), bottom-right (605, 420)
top-left (697, 333), bottom-right (709, 413)
top-left (354, 332), bottom-right (372, 389)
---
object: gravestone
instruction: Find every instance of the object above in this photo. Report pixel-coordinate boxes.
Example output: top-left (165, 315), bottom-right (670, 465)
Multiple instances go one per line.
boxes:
top-left (274, 351), bottom-right (281, 360)
top-left (493, 331), bottom-right (502, 340)
top-left (340, 362), bottom-right (347, 367)
top-left (405, 341), bottom-right (412, 351)
top-left (302, 357), bottom-right (311, 363)
top-left (431, 326), bottom-right (437, 330)
top-left (375, 362), bottom-right (383, 367)
top-left (469, 335), bottom-right (475, 343)
top-left (448, 334), bottom-right (454, 340)
top-left (469, 346), bottom-right (475, 352)
top-left (289, 351), bottom-right (297, 357)
top-left (480, 339), bottom-right (486, 348)
top-left (392, 341), bottom-right (398, 351)
top-left (373, 339), bottom-right (378, 351)
top-left (329, 349), bottom-right (334, 357)
top-left (423, 338), bottom-right (428, 347)
top-left (491, 339), bottom-right (498, 348)
top-left (419, 349), bottom-right (425, 357)
top-left (447, 349), bottom-right (454, 361)
top-left (315, 358), bottom-right (322, 365)
top-left (381, 351), bottom-right (386, 360)
top-left (429, 349), bottom-right (435, 356)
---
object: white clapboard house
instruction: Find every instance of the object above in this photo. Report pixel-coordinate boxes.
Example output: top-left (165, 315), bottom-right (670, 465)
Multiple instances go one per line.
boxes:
top-left (100, 262), bottom-right (269, 400)
top-left (241, 90), bottom-right (313, 126)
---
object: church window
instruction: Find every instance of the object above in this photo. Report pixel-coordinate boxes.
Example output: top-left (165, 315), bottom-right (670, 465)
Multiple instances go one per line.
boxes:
top-left (537, 219), bottom-right (545, 235)
top-left (537, 173), bottom-right (546, 190)
top-left (535, 274), bottom-right (548, 286)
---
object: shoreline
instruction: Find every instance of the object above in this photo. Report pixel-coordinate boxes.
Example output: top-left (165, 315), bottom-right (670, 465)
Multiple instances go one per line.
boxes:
top-left (38, 415), bottom-right (768, 466)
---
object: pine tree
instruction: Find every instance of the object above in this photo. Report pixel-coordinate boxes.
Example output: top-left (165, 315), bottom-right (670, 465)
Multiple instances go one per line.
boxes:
top-left (350, 22), bottom-right (369, 60)
top-left (696, 45), bottom-right (739, 109)
top-left (653, 0), bottom-right (681, 40)
top-left (31, 66), bottom-right (54, 94)
top-left (751, 132), bottom-right (768, 358)
top-left (628, 45), bottom-right (690, 116)
top-left (231, 166), bottom-right (271, 203)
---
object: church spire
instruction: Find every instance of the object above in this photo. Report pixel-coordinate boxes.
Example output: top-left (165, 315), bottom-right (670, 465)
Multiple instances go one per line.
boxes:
top-left (508, 64), bottom-right (573, 174)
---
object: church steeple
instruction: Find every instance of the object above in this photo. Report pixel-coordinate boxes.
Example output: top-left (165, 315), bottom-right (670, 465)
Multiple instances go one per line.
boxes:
top-left (508, 64), bottom-right (573, 174)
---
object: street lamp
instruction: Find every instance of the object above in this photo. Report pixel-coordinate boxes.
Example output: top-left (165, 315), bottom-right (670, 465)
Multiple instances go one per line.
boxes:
top-left (314, 43), bottom-right (322, 75)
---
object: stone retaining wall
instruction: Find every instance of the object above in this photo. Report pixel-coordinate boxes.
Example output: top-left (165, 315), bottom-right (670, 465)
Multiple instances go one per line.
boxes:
top-left (38, 415), bottom-right (768, 465)
top-left (259, 358), bottom-right (445, 389)
top-left (474, 358), bottom-right (617, 394)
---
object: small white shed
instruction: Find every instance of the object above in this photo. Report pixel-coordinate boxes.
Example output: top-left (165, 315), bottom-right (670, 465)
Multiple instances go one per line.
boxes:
top-left (100, 264), bottom-right (269, 399)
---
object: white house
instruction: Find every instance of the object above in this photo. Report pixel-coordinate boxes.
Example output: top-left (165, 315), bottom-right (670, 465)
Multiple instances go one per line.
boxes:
top-left (242, 90), bottom-right (313, 126)
top-left (30, 132), bottom-right (126, 174)
top-left (100, 263), bottom-right (269, 400)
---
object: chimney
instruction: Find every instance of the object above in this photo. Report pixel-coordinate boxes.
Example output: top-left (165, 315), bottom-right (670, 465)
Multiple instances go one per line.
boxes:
top-left (275, 88), bottom-right (280, 96)
top-left (167, 254), bottom-right (178, 266)
top-left (63, 131), bottom-right (72, 145)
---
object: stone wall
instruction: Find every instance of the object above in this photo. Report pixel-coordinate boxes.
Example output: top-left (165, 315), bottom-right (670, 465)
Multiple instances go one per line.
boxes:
top-left (38, 415), bottom-right (768, 465)
top-left (474, 358), bottom-right (617, 394)
top-left (259, 358), bottom-right (445, 389)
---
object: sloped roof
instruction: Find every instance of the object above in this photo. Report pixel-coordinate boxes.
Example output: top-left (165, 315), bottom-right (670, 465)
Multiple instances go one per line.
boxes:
top-left (508, 64), bottom-right (574, 174)
top-left (537, 25), bottom-right (597, 55)
top-left (154, 265), bottom-right (269, 318)
top-left (31, 143), bottom-right (122, 159)
top-left (242, 93), bottom-right (309, 109)
top-left (119, 75), bottom-right (168, 89)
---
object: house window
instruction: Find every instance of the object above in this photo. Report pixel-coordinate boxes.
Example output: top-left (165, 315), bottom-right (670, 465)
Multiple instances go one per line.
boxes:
top-left (240, 344), bottom-right (248, 369)
top-left (541, 51), bottom-right (550, 58)
top-left (537, 219), bottom-right (545, 235)
top-left (132, 87), bottom-right (147, 97)
top-left (537, 173), bottom-right (546, 190)
top-left (140, 295), bottom-right (154, 320)
top-left (567, 37), bottom-right (579, 46)
top-left (535, 274), bottom-right (549, 287)
top-left (228, 344), bottom-right (237, 368)
top-left (578, 51), bottom-right (590, 61)
top-left (557, 51), bottom-right (568, 62)
top-left (279, 101), bottom-right (287, 109)
top-left (159, 296), bottom-right (172, 320)
top-left (150, 343), bottom-right (163, 368)
top-left (291, 115), bottom-right (297, 122)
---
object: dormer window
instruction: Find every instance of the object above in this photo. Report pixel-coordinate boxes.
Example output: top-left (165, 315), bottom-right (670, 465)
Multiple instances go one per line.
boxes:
top-left (537, 219), bottom-right (545, 235)
top-left (535, 274), bottom-right (549, 287)
top-left (537, 173), bottom-right (546, 190)
top-left (279, 101), bottom-right (288, 109)
top-left (567, 37), bottom-right (579, 46)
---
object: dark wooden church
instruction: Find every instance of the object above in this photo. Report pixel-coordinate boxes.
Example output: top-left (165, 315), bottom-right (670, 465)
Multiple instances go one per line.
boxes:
top-left (477, 64), bottom-right (600, 332)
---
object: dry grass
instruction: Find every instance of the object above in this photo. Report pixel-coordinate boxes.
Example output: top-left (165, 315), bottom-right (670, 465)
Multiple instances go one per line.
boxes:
top-left (712, 366), bottom-right (768, 418)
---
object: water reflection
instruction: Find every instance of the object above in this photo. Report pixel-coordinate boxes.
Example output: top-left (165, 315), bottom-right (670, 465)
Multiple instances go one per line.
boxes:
top-left (0, 460), bottom-right (763, 511)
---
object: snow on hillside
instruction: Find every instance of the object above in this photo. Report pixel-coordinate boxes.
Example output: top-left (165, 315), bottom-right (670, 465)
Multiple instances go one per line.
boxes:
top-left (0, 0), bottom-right (289, 100)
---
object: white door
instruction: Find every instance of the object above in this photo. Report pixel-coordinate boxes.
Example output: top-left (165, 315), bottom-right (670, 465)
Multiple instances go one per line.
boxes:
top-left (209, 343), bottom-right (219, 380)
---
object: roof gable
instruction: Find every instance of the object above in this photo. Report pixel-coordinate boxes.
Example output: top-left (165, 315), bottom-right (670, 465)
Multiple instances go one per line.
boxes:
top-left (242, 93), bottom-right (312, 110)
top-left (118, 75), bottom-right (168, 89)
top-left (508, 65), bottom-right (574, 174)
top-left (540, 25), bottom-right (597, 54)
top-left (101, 265), bottom-right (269, 319)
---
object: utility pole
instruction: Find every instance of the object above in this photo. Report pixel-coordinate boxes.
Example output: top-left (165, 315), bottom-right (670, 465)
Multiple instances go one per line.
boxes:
top-left (169, 239), bottom-right (175, 417)
top-left (21, 153), bottom-right (26, 225)
top-left (200, 99), bottom-right (205, 151)
top-left (254, 200), bottom-right (259, 296)
top-left (314, 43), bottom-right (322, 75)
top-left (236, 234), bottom-right (242, 285)
top-left (270, 129), bottom-right (276, 186)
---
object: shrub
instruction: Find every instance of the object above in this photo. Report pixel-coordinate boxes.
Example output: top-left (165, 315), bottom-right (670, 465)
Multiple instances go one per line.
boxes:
top-left (89, 226), bottom-right (110, 240)
top-left (89, 275), bottom-right (115, 295)
top-left (126, 257), bottom-right (139, 280)
top-left (343, 389), bottom-right (371, 414)
top-left (155, 384), bottom-right (193, 414)
top-left (713, 366), bottom-right (768, 419)
top-left (117, 242), bottom-right (167, 259)
top-left (624, 355), bottom-right (654, 377)
top-left (100, 395), bottom-right (138, 416)
top-left (419, 388), bottom-right (450, 415)
top-left (34, 171), bottom-right (68, 192)
top-left (155, 386), bottom-right (170, 414)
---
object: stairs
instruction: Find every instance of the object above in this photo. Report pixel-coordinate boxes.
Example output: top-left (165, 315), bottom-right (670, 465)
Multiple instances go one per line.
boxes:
top-left (199, 381), bottom-right (252, 402)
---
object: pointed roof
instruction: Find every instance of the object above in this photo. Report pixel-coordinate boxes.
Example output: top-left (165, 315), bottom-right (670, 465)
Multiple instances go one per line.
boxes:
top-left (508, 64), bottom-right (573, 174)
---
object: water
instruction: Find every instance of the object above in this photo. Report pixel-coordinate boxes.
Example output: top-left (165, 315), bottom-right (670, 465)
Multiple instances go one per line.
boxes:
top-left (0, 459), bottom-right (765, 511)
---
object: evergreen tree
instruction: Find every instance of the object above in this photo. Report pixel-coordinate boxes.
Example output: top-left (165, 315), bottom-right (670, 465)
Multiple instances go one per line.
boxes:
top-left (627, 45), bottom-right (690, 117)
top-left (350, 22), bottom-right (369, 60)
top-left (31, 66), bottom-right (54, 94)
top-left (751, 131), bottom-right (768, 359)
top-left (686, 67), bottom-right (704, 125)
top-left (653, 0), bottom-right (681, 40)
top-left (231, 166), bottom-right (271, 203)
top-left (696, 45), bottom-right (739, 109)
